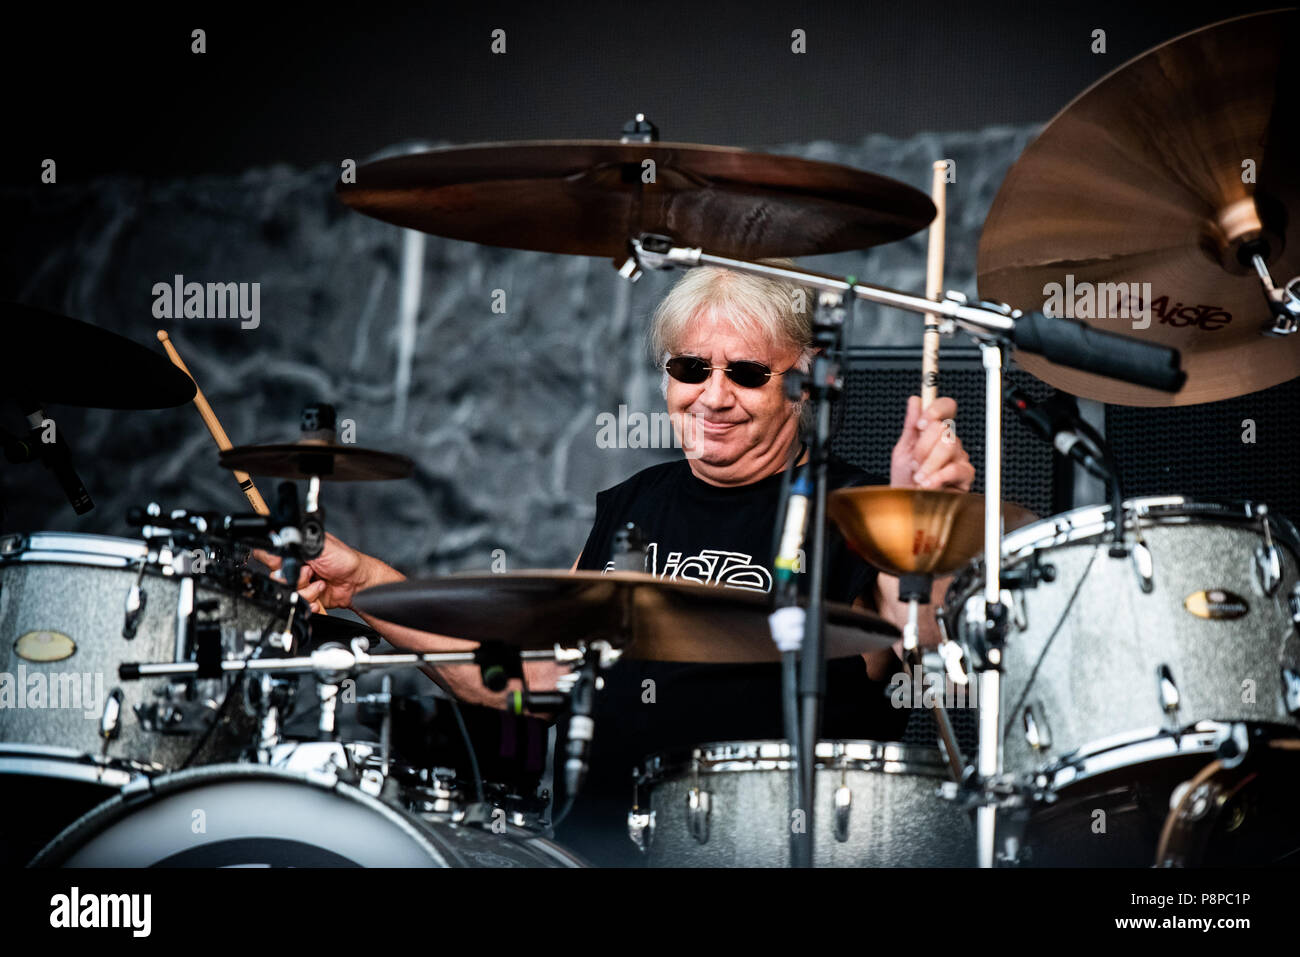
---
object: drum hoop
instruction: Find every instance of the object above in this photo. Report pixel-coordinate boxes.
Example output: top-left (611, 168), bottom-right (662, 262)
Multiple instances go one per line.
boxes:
top-left (0, 745), bottom-right (138, 789)
top-left (1, 532), bottom-right (147, 569)
top-left (28, 762), bottom-right (452, 867)
top-left (1001, 496), bottom-right (1300, 561)
top-left (636, 739), bottom-right (948, 784)
top-left (1041, 727), bottom-right (1223, 789)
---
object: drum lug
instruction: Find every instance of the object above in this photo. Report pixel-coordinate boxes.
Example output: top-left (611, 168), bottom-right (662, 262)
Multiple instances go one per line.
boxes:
top-left (1253, 508), bottom-right (1282, 597)
top-left (122, 583), bottom-right (147, 640)
top-left (1022, 703), bottom-right (1052, 751)
top-left (627, 808), bottom-right (656, 852)
top-left (686, 787), bottom-right (711, 844)
top-left (1282, 667), bottom-right (1300, 717)
top-left (833, 785), bottom-right (852, 843)
top-left (1130, 539), bottom-right (1155, 594)
top-left (99, 688), bottom-right (124, 741)
top-left (1255, 547), bottom-right (1281, 597)
top-left (1157, 664), bottom-right (1181, 718)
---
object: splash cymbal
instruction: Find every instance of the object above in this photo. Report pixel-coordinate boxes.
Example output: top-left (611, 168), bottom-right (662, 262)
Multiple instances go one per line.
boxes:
top-left (220, 442), bottom-right (414, 481)
top-left (829, 487), bottom-right (1038, 578)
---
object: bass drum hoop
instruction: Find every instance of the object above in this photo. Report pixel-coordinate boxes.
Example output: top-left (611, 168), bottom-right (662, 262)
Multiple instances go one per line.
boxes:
top-left (30, 763), bottom-right (453, 867)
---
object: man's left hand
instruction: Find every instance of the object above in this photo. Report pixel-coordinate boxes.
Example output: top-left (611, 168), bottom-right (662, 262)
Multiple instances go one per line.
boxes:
top-left (889, 395), bottom-right (975, 491)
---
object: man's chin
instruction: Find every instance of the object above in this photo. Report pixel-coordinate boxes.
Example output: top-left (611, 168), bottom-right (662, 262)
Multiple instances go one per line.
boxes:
top-left (683, 440), bottom-right (744, 468)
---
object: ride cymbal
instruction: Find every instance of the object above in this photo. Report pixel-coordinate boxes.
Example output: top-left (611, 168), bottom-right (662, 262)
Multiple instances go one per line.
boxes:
top-left (337, 140), bottom-right (935, 259)
top-left (978, 10), bottom-right (1300, 406)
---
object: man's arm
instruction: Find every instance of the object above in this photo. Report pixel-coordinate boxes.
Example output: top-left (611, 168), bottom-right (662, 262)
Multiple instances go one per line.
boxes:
top-left (258, 535), bottom-right (570, 711)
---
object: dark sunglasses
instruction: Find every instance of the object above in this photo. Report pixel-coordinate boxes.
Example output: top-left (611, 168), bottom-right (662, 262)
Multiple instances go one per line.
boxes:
top-left (664, 355), bottom-right (789, 389)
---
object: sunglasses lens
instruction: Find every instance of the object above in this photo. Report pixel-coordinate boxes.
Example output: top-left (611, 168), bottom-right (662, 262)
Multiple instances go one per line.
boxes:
top-left (727, 362), bottom-right (771, 388)
top-left (665, 356), bottom-right (773, 387)
top-left (666, 356), bottom-right (710, 384)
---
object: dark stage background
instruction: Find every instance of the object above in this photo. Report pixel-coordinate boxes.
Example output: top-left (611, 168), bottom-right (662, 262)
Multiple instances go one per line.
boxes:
top-left (1, 1), bottom-right (1291, 575)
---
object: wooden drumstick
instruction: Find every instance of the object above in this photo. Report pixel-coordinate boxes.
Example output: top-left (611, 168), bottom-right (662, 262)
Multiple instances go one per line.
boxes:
top-left (922, 160), bottom-right (948, 410)
top-left (157, 330), bottom-right (270, 516)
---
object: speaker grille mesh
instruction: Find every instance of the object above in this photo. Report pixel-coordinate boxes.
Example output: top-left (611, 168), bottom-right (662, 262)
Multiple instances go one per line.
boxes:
top-left (1105, 378), bottom-right (1300, 522)
top-left (831, 357), bottom-right (1061, 518)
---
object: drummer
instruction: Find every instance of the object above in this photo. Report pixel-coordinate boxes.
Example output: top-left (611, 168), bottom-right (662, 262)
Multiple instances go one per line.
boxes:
top-left (265, 263), bottom-right (974, 864)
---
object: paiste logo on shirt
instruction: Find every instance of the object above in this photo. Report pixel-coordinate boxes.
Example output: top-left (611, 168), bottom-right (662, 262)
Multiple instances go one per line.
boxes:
top-left (603, 541), bottom-right (773, 592)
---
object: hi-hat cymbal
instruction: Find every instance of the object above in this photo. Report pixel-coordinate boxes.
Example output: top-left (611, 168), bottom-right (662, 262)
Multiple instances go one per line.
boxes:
top-left (352, 571), bottom-right (900, 663)
top-left (1, 303), bottom-right (197, 409)
top-left (337, 140), bottom-right (935, 259)
top-left (978, 10), bottom-right (1300, 406)
top-left (220, 442), bottom-right (414, 481)
top-left (829, 487), bottom-right (1038, 578)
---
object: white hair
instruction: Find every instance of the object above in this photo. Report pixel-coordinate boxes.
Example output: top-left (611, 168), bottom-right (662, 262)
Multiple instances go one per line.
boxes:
top-left (649, 261), bottom-right (817, 435)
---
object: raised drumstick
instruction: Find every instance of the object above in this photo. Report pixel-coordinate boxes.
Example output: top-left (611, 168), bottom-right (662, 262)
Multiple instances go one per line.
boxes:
top-left (156, 330), bottom-right (270, 516)
top-left (922, 160), bottom-right (948, 409)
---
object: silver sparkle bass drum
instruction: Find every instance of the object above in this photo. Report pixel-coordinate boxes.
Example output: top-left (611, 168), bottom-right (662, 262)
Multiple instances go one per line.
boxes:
top-left (32, 763), bottom-right (586, 867)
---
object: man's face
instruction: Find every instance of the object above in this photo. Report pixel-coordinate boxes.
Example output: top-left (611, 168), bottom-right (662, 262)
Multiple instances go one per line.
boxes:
top-left (666, 308), bottom-right (803, 485)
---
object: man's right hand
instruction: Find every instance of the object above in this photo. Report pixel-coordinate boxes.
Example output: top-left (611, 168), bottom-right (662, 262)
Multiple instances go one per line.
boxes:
top-left (253, 532), bottom-right (392, 613)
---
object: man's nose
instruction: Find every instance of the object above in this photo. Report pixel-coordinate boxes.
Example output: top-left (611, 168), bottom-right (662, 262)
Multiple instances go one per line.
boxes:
top-left (699, 368), bottom-right (736, 406)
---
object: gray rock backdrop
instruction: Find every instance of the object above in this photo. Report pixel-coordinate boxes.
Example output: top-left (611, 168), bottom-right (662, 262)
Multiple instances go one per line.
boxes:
top-left (1, 126), bottom-right (1036, 574)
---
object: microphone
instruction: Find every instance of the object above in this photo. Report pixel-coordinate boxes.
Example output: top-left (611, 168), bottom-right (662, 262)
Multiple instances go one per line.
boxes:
top-left (564, 652), bottom-right (600, 799)
top-left (273, 481), bottom-right (305, 588)
top-left (21, 405), bottom-right (93, 515)
top-left (1004, 386), bottom-right (1110, 481)
top-left (774, 473), bottom-right (811, 600)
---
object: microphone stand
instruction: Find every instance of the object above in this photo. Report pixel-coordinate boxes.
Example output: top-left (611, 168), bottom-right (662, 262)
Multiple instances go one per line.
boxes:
top-left (794, 289), bottom-right (850, 867)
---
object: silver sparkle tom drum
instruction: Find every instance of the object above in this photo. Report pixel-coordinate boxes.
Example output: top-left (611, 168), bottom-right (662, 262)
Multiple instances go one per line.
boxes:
top-left (629, 740), bottom-right (973, 867)
top-left (32, 763), bottom-right (586, 868)
top-left (944, 496), bottom-right (1300, 864)
top-left (945, 497), bottom-right (1300, 783)
top-left (0, 532), bottom-right (286, 771)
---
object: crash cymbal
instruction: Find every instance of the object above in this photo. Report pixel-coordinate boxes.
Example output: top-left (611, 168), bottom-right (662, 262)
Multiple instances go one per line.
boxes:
top-left (352, 571), bottom-right (900, 663)
top-left (220, 442), bottom-right (415, 481)
top-left (978, 10), bottom-right (1300, 406)
top-left (828, 487), bottom-right (1038, 578)
top-left (337, 139), bottom-right (935, 259)
top-left (1, 303), bottom-right (197, 409)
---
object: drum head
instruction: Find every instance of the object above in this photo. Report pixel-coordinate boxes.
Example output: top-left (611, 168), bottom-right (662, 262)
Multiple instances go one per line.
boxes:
top-left (33, 764), bottom-right (452, 867)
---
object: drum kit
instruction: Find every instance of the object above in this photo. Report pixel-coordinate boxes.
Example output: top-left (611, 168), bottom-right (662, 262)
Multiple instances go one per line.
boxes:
top-left (3, 10), bottom-right (1299, 868)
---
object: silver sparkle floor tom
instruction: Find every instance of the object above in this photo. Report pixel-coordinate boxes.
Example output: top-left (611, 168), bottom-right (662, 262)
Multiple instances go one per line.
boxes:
top-left (629, 740), bottom-right (973, 867)
top-left (945, 496), bottom-right (1300, 864)
top-left (32, 763), bottom-right (585, 867)
top-left (0, 532), bottom-right (286, 771)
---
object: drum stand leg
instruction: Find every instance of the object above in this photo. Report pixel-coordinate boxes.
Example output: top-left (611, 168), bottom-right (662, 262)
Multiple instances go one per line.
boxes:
top-left (974, 341), bottom-right (1009, 869)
